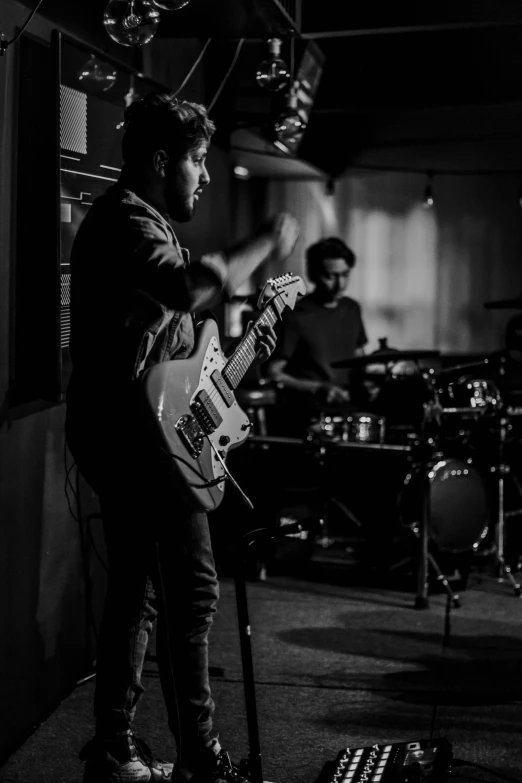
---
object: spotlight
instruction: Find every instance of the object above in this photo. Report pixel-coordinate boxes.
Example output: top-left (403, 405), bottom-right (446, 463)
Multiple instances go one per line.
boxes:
top-left (256, 38), bottom-right (290, 93)
top-left (103, 0), bottom-right (160, 47)
top-left (233, 165), bottom-right (251, 180)
top-left (423, 172), bottom-right (434, 209)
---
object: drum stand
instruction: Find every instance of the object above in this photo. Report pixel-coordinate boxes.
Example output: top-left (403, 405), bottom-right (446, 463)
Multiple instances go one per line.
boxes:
top-left (414, 388), bottom-right (462, 611)
top-left (313, 442), bottom-right (364, 548)
top-left (412, 437), bottom-right (461, 611)
top-left (490, 412), bottom-right (522, 597)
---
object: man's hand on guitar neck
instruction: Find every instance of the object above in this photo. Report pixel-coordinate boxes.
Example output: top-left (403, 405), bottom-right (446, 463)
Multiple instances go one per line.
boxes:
top-left (255, 323), bottom-right (277, 364)
top-left (244, 322), bottom-right (277, 365)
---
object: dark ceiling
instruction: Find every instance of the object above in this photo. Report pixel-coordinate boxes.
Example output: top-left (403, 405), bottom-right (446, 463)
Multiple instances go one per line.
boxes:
top-left (21, 0), bottom-right (522, 178)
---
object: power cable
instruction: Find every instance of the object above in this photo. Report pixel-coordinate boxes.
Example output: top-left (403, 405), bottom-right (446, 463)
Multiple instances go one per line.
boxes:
top-left (0, 0), bottom-right (45, 55)
top-left (208, 38), bottom-right (245, 112)
top-left (452, 759), bottom-right (522, 783)
top-left (171, 37), bottom-right (212, 98)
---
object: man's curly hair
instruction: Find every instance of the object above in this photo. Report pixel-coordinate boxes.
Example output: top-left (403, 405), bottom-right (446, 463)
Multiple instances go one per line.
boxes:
top-left (121, 93), bottom-right (216, 165)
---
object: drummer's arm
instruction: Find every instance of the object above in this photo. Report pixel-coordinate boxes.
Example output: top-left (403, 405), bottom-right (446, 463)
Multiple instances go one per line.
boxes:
top-left (268, 359), bottom-right (350, 403)
top-left (267, 358), bottom-right (324, 395)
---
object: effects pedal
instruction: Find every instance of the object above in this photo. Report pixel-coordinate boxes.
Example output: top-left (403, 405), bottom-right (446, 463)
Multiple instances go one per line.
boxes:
top-left (317, 737), bottom-right (452, 783)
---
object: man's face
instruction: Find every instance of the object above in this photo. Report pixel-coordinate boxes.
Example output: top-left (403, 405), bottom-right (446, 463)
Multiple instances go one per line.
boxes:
top-left (165, 141), bottom-right (210, 222)
top-left (316, 256), bottom-right (351, 302)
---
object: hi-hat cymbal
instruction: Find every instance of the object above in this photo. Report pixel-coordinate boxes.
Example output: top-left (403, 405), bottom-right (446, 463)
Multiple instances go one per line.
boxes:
top-left (331, 350), bottom-right (440, 370)
top-left (483, 297), bottom-right (522, 310)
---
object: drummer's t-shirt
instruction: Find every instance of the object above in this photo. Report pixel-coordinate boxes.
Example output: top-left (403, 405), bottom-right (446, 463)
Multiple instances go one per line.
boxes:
top-left (275, 293), bottom-right (368, 386)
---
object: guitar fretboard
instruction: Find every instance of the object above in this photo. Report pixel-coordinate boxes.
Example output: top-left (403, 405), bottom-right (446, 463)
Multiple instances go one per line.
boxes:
top-left (222, 296), bottom-right (284, 389)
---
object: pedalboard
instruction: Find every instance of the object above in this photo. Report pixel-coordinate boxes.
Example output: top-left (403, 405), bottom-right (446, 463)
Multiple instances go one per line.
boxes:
top-left (318, 737), bottom-right (453, 783)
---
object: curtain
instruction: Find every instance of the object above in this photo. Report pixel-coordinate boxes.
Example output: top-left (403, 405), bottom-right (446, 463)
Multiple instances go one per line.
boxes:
top-left (264, 172), bottom-right (522, 355)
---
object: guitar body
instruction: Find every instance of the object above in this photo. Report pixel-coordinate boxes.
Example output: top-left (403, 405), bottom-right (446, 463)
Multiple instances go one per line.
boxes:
top-left (142, 319), bottom-right (251, 512)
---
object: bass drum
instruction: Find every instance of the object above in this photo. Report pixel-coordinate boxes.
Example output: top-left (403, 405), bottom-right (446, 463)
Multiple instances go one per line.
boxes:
top-left (402, 455), bottom-right (489, 553)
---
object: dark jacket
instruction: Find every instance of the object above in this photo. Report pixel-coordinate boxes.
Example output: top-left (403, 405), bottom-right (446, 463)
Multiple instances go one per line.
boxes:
top-left (65, 185), bottom-right (227, 478)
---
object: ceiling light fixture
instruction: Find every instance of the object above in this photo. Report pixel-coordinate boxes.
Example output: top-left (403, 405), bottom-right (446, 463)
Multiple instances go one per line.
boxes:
top-left (78, 54), bottom-right (118, 92)
top-left (274, 81), bottom-right (307, 148)
top-left (103, 0), bottom-right (160, 47)
top-left (152, 0), bottom-right (191, 7)
top-left (256, 38), bottom-right (290, 93)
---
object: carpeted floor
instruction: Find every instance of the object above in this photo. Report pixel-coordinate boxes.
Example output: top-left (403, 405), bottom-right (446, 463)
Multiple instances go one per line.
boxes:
top-left (1, 564), bottom-right (521, 783)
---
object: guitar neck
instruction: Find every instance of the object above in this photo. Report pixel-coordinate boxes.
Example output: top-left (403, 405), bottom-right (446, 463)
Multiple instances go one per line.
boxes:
top-left (222, 296), bottom-right (284, 389)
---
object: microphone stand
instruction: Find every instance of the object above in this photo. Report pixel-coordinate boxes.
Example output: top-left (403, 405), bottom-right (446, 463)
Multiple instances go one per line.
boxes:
top-left (234, 522), bottom-right (305, 783)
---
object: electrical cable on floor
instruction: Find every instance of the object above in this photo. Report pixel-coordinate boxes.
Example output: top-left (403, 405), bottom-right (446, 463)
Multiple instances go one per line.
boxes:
top-left (427, 591), bottom-right (454, 739)
top-left (451, 759), bottom-right (522, 783)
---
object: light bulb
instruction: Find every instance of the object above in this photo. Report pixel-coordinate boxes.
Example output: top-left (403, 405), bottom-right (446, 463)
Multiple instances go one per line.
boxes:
top-left (103, 0), bottom-right (160, 47)
top-left (274, 84), bottom-right (306, 146)
top-left (152, 0), bottom-right (190, 8)
top-left (256, 38), bottom-right (290, 93)
top-left (78, 54), bottom-right (118, 93)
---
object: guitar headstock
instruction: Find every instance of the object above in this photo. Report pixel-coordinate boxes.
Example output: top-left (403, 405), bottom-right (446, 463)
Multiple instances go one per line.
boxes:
top-left (258, 273), bottom-right (306, 312)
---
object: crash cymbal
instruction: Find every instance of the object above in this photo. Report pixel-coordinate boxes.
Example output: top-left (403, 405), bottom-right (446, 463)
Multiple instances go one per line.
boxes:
top-left (483, 297), bottom-right (522, 310)
top-left (331, 350), bottom-right (440, 369)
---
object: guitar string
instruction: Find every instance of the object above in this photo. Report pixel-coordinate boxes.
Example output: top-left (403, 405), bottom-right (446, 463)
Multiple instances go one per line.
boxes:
top-left (195, 294), bottom-right (285, 419)
top-left (204, 305), bottom-right (277, 406)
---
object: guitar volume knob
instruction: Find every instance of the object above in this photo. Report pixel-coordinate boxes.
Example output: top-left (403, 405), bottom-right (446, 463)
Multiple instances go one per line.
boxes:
top-left (219, 435), bottom-right (231, 446)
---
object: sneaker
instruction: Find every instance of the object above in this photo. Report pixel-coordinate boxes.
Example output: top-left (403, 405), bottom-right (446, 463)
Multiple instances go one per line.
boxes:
top-left (80, 729), bottom-right (173, 782)
top-left (173, 740), bottom-right (249, 783)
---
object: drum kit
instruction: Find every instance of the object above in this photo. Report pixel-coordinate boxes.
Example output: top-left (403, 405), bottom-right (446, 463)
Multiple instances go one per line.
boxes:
top-left (305, 300), bottom-right (522, 606)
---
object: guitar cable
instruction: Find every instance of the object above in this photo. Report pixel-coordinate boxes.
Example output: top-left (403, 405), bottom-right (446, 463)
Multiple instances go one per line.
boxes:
top-left (161, 444), bottom-right (253, 507)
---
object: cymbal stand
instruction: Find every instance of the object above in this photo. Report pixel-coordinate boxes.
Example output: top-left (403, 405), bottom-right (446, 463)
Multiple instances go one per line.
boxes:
top-left (312, 440), bottom-right (363, 548)
top-left (490, 410), bottom-right (522, 597)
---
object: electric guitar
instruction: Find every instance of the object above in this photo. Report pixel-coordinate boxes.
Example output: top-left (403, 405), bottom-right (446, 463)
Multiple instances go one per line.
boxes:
top-left (142, 273), bottom-right (306, 512)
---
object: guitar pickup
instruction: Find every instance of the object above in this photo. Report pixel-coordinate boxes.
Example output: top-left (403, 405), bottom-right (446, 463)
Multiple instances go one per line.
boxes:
top-left (191, 388), bottom-right (223, 433)
top-left (211, 369), bottom-right (234, 408)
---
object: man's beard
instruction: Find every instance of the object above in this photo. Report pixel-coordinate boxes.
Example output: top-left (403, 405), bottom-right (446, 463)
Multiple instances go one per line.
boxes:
top-left (166, 188), bottom-right (195, 223)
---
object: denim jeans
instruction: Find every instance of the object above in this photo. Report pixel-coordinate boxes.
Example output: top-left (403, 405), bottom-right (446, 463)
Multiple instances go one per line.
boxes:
top-left (88, 438), bottom-right (219, 764)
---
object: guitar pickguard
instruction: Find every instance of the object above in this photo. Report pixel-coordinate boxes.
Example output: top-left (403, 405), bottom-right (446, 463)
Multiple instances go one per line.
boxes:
top-left (189, 336), bottom-right (251, 491)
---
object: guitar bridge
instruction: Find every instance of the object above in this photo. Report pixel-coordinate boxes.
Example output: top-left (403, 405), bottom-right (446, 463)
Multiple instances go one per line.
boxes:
top-left (175, 414), bottom-right (205, 459)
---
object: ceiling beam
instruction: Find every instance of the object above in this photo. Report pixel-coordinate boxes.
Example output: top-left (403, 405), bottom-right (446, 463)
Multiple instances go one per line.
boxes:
top-left (301, 19), bottom-right (522, 39)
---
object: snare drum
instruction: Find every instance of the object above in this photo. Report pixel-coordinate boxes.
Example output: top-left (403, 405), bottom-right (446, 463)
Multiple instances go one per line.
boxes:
top-left (307, 413), bottom-right (348, 442)
top-left (402, 455), bottom-right (489, 552)
top-left (307, 411), bottom-right (385, 444)
top-left (346, 412), bottom-right (386, 444)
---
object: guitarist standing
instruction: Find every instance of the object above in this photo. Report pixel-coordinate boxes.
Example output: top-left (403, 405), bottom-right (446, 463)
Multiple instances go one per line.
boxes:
top-left (65, 93), bottom-right (299, 783)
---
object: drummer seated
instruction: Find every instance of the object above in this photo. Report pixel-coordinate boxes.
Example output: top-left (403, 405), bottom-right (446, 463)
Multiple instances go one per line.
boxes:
top-left (268, 237), bottom-right (368, 435)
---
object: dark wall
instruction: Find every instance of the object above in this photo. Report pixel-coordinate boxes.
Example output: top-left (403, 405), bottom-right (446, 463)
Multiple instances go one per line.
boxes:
top-left (0, 0), bottom-right (240, 765)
